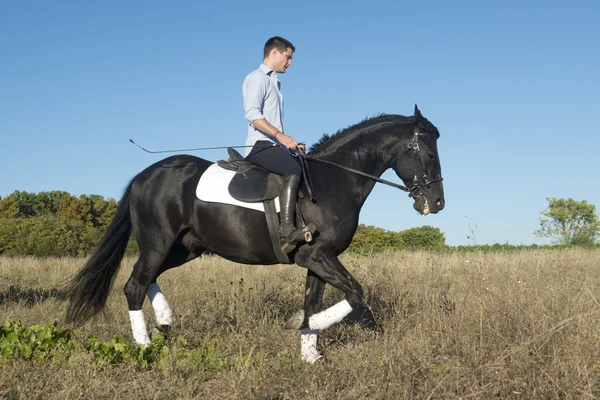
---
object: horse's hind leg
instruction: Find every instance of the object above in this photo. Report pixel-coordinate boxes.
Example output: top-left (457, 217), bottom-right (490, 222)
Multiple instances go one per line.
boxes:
top-left (125, 252), bottom-right (166, 345)
top-left (146, 281), bottom-right (173, 335)
top-left (124, 229), bottom-right (188, 344)
top-left (147, 237), bottom-right (205, 336)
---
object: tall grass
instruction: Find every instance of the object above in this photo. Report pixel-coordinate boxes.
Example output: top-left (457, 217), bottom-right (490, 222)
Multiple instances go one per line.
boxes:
top-left (1, 249), bottom-right (600, 399)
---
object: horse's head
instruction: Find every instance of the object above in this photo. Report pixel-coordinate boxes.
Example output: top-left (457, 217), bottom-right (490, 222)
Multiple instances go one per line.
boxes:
top-left (393, 105), bottom-right (445, 215)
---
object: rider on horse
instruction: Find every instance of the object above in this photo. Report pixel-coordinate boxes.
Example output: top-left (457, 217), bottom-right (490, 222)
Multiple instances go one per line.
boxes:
top-left (242, 36), bottom-right (311, 253)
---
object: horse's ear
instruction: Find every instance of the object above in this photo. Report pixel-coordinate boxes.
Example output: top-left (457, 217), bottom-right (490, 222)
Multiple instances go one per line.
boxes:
top-left (414, 104), bottom-right (422, 121)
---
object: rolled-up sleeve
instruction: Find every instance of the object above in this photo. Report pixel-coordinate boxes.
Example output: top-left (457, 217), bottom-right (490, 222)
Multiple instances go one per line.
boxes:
top-left (243, 73), bottom-right (267, 124)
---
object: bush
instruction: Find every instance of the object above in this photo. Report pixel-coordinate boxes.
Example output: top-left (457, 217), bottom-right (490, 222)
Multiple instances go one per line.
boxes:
top-left (350, 224), bottom-right (403, 248)
top-left (400, 225), bottom-right (446, 248)
top-left (0, 216), bottom-right (101, 257)
top-left (350, 224), bottom-right (446, 250)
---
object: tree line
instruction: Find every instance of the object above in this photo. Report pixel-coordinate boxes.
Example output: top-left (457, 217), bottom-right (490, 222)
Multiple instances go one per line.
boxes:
top-left (349, 224), bottom-right (445, 249)
top-left (0, 190), bottom-right (138, 257)
top-left (1, 192), bottom-right (597, 257)
top-left (0, 190), bottom-right (447, 257)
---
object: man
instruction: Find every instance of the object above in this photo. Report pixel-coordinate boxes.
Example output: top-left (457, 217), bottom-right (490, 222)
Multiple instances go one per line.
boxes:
top-left (243, 36), bottom-right (311, 253)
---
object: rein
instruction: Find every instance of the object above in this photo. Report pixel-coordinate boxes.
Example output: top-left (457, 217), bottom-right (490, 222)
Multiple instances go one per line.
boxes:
top-left (297, 152), bottom-right (411, 192)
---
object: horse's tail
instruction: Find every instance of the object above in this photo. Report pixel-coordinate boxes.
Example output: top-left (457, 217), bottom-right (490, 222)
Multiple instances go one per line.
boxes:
top-left (65, 179), bottom-right (135, 325)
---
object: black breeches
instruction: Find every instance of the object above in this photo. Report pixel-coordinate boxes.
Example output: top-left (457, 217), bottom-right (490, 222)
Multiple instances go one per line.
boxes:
top-left (246, 140), bottom-right (302, 178)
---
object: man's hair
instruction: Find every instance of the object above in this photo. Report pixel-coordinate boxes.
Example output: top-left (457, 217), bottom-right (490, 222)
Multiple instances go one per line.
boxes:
top-left (263, 36), bottom-right (295, 59)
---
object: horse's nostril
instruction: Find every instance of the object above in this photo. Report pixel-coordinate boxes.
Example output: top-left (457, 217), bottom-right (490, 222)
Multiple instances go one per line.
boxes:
top-left (436, 198), bottom-right (444, 207)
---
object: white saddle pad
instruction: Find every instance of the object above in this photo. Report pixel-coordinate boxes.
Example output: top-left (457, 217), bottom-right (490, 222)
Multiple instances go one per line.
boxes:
top-left (196, 163), bottom-right (280, 212)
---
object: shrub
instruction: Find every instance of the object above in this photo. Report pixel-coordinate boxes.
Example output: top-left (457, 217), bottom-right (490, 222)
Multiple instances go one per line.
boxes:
top-left (400, 225), bottom-right (446, 248)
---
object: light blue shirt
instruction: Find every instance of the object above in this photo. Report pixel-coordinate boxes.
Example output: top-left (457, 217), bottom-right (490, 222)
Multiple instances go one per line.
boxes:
top-left (242, 64), bottom-right (284, 155)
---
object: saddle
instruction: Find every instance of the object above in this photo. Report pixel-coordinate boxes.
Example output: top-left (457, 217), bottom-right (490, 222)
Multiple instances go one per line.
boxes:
top-left (217, 148), bottom-right (286, 202)
top-left (217, 148), bottom-right (312, 264)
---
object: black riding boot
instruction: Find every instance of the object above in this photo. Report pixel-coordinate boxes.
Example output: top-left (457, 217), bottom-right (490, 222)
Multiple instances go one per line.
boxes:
top-left (279, 175), bottom-right (307, 253)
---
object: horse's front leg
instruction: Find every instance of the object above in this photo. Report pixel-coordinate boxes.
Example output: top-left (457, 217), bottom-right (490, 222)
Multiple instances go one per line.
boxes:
top-left (290, 248), bottom-right (369, 360)
top-left (286, 269), bottom-right (327, 363)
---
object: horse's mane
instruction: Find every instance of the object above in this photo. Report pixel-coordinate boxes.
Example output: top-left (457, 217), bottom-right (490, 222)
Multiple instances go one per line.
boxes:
top-left (308, 114), bottom-right (413, 154)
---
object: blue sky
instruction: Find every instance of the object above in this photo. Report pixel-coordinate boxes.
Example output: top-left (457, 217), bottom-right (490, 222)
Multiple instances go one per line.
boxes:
top-left (1, 1), bottom-right (599, 246)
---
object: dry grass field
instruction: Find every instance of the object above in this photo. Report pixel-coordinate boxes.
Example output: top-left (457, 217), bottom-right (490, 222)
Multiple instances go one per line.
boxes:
top-left (1, 249), bottom-right (600, 399)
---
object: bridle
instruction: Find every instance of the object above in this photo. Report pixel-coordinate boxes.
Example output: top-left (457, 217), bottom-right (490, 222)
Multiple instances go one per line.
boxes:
top-left (403, 127), bottom-right (444, 199)
top-left (297, 127), bottom-right (443, 201)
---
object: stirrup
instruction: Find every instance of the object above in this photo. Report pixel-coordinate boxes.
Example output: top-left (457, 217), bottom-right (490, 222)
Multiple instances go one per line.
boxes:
top-left (280, 223), bottom-right (317, 253)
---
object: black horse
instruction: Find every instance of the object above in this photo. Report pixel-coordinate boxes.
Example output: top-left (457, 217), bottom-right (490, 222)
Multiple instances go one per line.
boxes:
top-left (66, 105), bottom-right (444, 363)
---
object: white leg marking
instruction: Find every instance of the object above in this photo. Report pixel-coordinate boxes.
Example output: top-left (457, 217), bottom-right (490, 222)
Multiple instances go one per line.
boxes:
top-left (129, 310), bottom-right (151, 345)
top-left (147, 283), bottom-right (173, 326)
top-left (308, 299), bottom-right (353, 330)
top-left (301, 328), bottom-right (322, 364)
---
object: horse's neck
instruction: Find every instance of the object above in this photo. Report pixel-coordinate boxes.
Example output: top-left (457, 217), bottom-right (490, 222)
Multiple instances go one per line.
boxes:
top-left (314, 125), bottom-right (406, 209)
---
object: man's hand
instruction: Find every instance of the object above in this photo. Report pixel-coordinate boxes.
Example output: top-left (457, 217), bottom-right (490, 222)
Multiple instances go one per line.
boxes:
top-left (276, 132), bottom-right (299, 151)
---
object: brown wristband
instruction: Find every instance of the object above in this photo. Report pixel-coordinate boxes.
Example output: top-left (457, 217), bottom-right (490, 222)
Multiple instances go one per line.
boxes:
top-left (274, 131), bottom-right (281, 138)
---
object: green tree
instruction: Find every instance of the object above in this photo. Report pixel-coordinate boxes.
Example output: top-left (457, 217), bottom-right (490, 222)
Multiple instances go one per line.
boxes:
top-left (0, 216), bottom-right (96, 256)
top-left (81, 194), bottom-right (118, 229)
top-left (400, 225), bottom-right (446, 248)
top-left (0, 190), bottom-right (69, 218)
top-left (350, 224), bottom-right (403, 248)
top-left (57, 193), bottom-right (92, 223)
top-left (535, 197), bottom-right (600, 245)
top-left (0, 190), bottom-right (134, 257)
top-left (0, 194), bottom-right (19, 218)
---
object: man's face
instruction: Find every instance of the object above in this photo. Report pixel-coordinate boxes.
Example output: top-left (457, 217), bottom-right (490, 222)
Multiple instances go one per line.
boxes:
top-left (272, 47), bottom-right (293, 73)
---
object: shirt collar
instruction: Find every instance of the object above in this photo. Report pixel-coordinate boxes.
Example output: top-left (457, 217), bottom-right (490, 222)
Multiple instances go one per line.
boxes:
top-left (260, 63), bottom-right (276, 77)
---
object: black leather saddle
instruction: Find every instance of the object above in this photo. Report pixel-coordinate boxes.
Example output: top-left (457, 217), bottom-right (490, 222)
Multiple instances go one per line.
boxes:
top-left (217, 148), bottom-right (284, 202)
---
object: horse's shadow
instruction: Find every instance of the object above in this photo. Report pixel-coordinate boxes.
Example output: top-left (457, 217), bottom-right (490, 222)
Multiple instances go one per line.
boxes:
top-left (0, 286), bottom-right (66, 307)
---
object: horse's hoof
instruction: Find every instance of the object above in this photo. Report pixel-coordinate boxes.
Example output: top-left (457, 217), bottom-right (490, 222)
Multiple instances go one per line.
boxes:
top-left (285, 310), bottom-right (305, 330)
top-left (157, 324), bottom-right (171, 336)
top-left (302, 349), bottom-right (323, 365)
top-left (346, 306), bottom-right (379, 331)
top-left (151, 325), bottom-right (171, 339)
